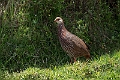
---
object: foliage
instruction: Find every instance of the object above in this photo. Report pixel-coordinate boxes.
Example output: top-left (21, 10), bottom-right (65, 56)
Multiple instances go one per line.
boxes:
top-left (83, 0), bottom-right (120, 54)
top-left (0, 51), bottom-right (120, 80)
top-left (0, 0), bottom-right (120, 73)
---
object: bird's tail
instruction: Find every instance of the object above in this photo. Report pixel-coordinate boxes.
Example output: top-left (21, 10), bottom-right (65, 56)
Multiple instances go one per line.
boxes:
top-left (85, 54), bottom-right (91, 59)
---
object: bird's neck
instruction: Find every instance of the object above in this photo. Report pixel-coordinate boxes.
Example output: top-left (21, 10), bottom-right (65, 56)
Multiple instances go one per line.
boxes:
top-left (57, 23), bottom-right (67, 36)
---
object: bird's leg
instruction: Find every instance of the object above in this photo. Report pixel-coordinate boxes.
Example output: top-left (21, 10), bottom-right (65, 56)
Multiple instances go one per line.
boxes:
top-left (71, 57), bottom-right (76, 63)
top-left (73, 57), bottom-right (76, 62)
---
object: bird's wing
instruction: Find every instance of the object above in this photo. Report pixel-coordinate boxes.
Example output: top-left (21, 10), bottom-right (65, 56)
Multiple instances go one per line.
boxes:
top-left (72, 34), bottom-right (87, 47)
top-left (70, 34), bottom-right (89, 53)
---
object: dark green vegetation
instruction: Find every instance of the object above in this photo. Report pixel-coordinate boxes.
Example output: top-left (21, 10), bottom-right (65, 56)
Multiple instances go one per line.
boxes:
top-left (0, 51), bottom-right (120, 80)
top-left (0, 0), bottom-right (120, 79)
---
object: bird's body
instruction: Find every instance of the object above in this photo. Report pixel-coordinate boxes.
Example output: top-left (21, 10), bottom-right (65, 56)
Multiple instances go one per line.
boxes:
top-left (54, 17), bottom-right (90, 63)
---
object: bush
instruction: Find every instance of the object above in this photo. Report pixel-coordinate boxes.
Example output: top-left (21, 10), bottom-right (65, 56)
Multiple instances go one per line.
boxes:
top-left (0, 0), bottom-right (120, 72)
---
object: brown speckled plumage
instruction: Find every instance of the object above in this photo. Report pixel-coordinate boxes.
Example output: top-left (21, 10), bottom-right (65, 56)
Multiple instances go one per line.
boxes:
top-left (54, 17), bottom-right (90, 63)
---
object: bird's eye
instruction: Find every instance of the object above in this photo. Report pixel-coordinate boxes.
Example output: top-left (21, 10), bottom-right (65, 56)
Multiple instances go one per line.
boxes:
top-left (57, 19), bottom-right (60, 21)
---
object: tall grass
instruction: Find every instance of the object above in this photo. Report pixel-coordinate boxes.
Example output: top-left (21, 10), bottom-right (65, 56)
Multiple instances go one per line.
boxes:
top-left (0, 0), bottom-right (120, 74)
top-left (0, 51), bottom-right (120, 80)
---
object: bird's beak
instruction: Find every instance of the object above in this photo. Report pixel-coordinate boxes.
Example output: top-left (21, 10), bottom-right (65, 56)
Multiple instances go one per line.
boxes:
top-left (54, 19), bottom-right (56, 22)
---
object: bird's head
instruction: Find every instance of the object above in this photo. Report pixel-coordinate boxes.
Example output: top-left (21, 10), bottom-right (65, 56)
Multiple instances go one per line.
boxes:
top-left (54, 17), bottom-right (63, 24)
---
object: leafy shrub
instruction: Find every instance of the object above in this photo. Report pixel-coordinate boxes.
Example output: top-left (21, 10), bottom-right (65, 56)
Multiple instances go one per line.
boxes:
top-left (0, 0), bottom-right (120, 72)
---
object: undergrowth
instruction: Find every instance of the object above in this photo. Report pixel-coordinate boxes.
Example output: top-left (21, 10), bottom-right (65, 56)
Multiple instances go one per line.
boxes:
top-left (0, 0), bottom-right (120, 80)
top-left (0, 51), bottom-right (120, 80)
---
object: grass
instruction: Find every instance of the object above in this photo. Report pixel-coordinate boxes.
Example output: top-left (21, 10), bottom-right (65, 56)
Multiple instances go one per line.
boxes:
top-left (0, 51), bottom-right (120, 80)
top-left (0, 1), bottom-right (120, 80)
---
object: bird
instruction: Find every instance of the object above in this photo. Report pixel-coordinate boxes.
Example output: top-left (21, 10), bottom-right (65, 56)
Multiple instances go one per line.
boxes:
top-left (54, 17), bottom-right (91, 63)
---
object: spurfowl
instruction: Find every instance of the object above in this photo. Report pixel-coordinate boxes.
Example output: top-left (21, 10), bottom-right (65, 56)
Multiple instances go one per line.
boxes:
top-left (54, 17), bottom-right (90, 63)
